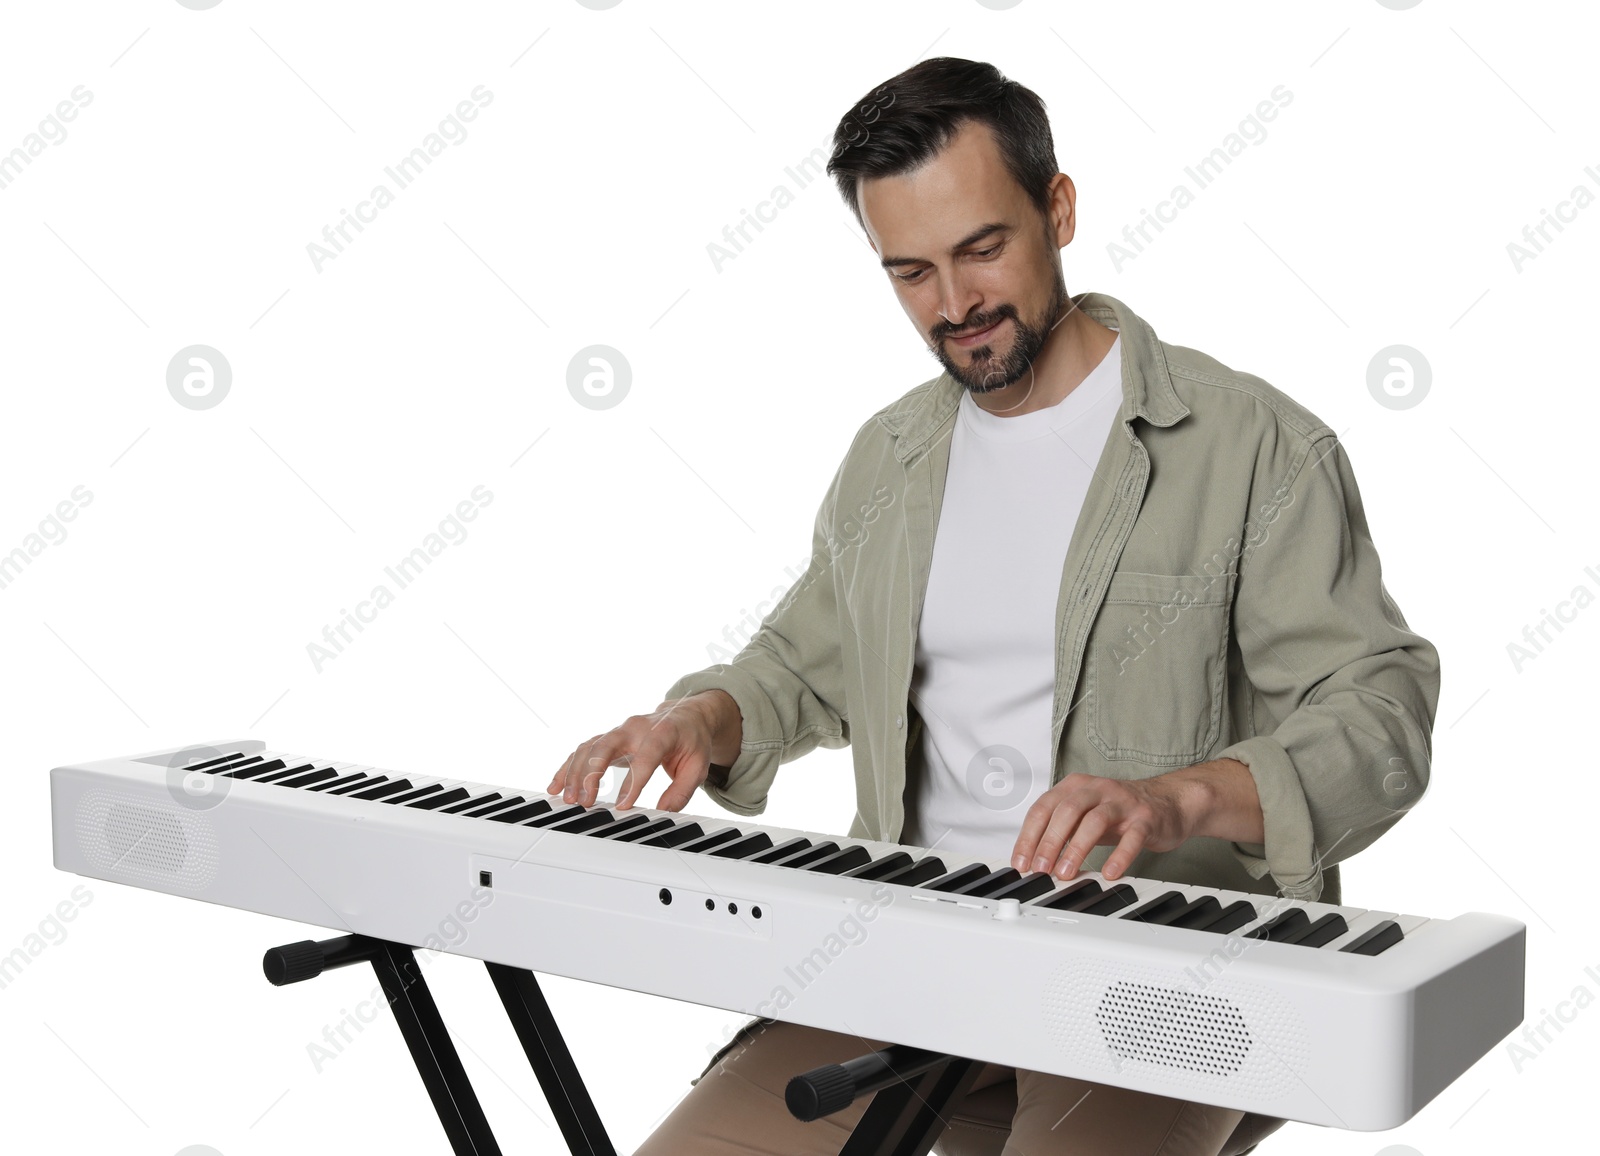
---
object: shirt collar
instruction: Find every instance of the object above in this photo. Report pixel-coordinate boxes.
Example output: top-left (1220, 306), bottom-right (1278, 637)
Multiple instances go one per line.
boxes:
top-left (881, 290), bottom-right (1190, 462)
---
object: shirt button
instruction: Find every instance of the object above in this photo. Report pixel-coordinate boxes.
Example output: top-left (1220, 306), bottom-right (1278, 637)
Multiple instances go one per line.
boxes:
top-left (895, 715), bottom-right (903, 729)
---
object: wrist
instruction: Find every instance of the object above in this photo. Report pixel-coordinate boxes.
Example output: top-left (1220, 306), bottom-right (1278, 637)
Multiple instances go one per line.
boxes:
top-left (662, 690), bottom-right (741, 767)
top-left (1172, 758), bottom-right (1263, 844)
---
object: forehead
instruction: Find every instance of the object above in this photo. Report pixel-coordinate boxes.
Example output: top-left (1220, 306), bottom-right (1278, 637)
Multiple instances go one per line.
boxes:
top-left (859, 119), bottom-right (1023, 256)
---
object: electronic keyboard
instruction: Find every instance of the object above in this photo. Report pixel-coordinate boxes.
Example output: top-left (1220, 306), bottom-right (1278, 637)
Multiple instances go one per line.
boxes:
top-left (50, 740), bottom-right (1524, 1132)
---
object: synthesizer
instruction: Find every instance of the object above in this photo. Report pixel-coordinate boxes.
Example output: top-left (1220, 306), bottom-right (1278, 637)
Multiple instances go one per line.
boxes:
top-left (50, 740), bottom-right (1524, 1132)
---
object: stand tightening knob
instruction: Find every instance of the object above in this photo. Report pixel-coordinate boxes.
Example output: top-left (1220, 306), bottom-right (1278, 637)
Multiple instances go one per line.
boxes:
top-left (786, 1063), bottom-right (856, 1122)
top-left (263, 939), bottom-right (327, 986)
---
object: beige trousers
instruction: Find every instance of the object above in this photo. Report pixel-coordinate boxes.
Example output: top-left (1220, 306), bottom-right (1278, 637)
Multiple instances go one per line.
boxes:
top-left (635, 1018), bottom-right (1250, 1156)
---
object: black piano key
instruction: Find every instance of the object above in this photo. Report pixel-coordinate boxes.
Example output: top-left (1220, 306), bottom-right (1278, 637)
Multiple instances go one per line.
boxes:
top-left (253, 762), bottom-right (313, 784)
top-left (677, 827), bottom-right (743, 853)
top-left (186, 751), bottom-right (248, 772)
top-left (279, 767), bottom-right (339, 790)
top-left (218, 757), bottom-right (275, 778)
top-left (710, 832), bottom-right (776, 859)
top-left (804, 846), bottom-right (874, 875)
top-left (208, 755), bottom-right (263, 774)
top-left (956, 868), bottom-right (1024, 898)
top-left (1155, 896), bottom-right (1224, 929)
top-left (877, 857), bottom-right (948, 886)
top-left (488, 800), bottom-right (554, 824)
top-left (1283, 912), bottom-right (1349, 948)
top-left (352, 779), bottom-right (413, 801)
top-left (1031, 879), bottom-right (1103, 910)
top-left (1247, 908), bottom-right (1312, 942)
top-left (465, 796), bottom-right (525, 817)
top-left (547, 808), bottom-right (618, 833)
top-left (989, 873), bottom-right (1057, 903)
top-left (524, 804), bottom-right (586, 828)
top-left (1074, 884), bottom-right (1138, 915)
top-left (1123, 891), bottom-right (1189, 923)
top-left (641, 822), bottom-right (706, 849)
top-left (769, 842), bottom-right (841, 869)
top-left (309, 773), bottom-right (368, 793)
top-left (611, 817), bottom-right (677, 842)
top-left (386, 783), bottom-right (445, 805)
top-left (328, 775), bottom-right (383, 796)
top-left (1199, 900), bottom-right (1259, 935)
top-left (583, 813), bottom-right (652, 839)
top-left (923, 864), bottom-right (992, 893)
top-left (843, 852), bottom-right (915, 881)
top-left (409, 787), bottom-right (472, 811)
top-left (1341, 920), bottom-right (1405, 956)
top-left (750, 837), bottom-right (813, 864)
top-left (441, 792), bottom-right (501, 814)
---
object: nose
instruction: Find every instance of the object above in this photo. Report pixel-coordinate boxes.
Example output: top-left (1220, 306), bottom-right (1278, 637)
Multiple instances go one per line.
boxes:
top-left (931, 272), bottom-right (983, 335)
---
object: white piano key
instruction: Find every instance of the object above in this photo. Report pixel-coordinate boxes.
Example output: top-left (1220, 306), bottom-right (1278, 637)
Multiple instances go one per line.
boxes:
top-left (1394, 913), bottom-right (1432, 936)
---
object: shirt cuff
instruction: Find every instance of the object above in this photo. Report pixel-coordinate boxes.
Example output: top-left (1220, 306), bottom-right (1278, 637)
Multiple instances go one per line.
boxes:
top-left (1212, 734), bottom-right (1324, 901)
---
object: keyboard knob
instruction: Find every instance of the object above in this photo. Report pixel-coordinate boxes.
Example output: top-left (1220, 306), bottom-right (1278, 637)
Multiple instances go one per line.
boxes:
top-left (263, 940), bottom-right (326, 986)
top-left (786, 1062), bottom-right (856, 1121)
top-left (994, 898), bottom-right (1022, 921)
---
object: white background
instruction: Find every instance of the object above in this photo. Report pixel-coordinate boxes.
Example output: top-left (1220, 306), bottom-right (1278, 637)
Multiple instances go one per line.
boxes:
top-left (3, 1), bottom-right (1595, 1153)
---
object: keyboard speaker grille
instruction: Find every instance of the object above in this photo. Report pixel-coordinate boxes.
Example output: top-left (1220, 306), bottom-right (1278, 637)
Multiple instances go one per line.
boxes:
top-left (75, 791), bottom-right (218, 891)
top-left (1095, 981), bottom-right (1251, 1075)
top-left (1041, 955), bottom-right (1307, 1100)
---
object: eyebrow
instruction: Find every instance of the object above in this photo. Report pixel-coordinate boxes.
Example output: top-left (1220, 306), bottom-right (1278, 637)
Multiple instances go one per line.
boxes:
top-left (879, 222), bottom-right (1009, 269)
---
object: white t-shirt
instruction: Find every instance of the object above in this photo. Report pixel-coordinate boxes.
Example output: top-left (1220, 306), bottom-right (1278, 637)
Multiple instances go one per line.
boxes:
top-left (903, 335), bottom-right (1124, 862)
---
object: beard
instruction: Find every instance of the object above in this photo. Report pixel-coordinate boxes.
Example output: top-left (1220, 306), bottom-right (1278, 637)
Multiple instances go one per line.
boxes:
top-left (928, 263), bottom-right (1069, 395)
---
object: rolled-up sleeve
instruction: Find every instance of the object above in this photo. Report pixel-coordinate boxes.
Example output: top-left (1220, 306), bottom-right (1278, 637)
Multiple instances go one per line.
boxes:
top-left (1214, 431), bottom-right (1440, 901)
top-left (662, 461), bottom-right (853, 816)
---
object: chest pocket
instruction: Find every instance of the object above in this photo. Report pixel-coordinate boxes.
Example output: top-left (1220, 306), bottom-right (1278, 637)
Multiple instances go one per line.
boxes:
top-left (1085, 570), bottom-right (1235, 767)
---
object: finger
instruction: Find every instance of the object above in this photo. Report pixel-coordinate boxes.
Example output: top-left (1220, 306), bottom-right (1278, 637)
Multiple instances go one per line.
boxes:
top-left (613, 760), bottom-right (644, 810)
top-left (615, 741), bottom-right (669, 809)
top-left (575, 750), bottom-right (622, 806)
top-left (656, 750), bottom-right (710, 812)
top-left (1102, 825), bottom-right (1148, 880)
top-left (550, 735), bottom-right (606, 796)
top-left (1026, 800), bottom-right (1087, 875)
top-left (1011, 791), bottom-right (1077, 872)
top-left (1052, 808), bottom-right (1111, 880)
top-left (566, 735), bottom-right (622, 802)
top-left (546, 753), bottom-right (572, 796)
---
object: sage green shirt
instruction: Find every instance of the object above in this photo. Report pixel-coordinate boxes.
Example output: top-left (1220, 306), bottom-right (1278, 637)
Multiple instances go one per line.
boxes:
top-left (664, 291), bottom-right (1439, 904)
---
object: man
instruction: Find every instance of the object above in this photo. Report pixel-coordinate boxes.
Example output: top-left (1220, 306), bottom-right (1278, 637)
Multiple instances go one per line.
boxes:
top-left (548, 57), bottom-right (1439, 1156)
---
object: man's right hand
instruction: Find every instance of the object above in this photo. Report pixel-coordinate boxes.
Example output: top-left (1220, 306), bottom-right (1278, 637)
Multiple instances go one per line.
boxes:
top-left (546, 689), bottom-right (742, 812)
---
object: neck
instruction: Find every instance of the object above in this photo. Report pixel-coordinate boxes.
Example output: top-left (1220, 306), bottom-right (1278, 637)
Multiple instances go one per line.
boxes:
top-left (968, 302), bottom-right (1117, 418)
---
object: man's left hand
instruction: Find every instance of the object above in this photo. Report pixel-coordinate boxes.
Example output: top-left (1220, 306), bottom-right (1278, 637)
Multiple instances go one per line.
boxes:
top-left (1009, 758), bottom-right (1265, 881)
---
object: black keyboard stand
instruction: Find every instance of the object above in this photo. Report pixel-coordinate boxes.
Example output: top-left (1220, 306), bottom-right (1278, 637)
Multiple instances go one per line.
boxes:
top-left (788, 1045), bottom-right (984, 1156)
top-left (262, 934), bottom-right (616, 1156)
top-left (263, 933), bottom-right (970, 1156)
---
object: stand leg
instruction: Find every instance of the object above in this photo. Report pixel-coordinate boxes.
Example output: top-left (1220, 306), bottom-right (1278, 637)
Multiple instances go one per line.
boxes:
top-left (486, 962), bottom-right (617, 1156)
top-left (367, 941), bottom-right (504, 1156)
top-left (838, 1057), bottom-right (982, 1156)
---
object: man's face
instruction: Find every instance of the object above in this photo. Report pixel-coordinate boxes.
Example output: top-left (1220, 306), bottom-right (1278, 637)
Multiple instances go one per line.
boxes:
top-left (860, 119), bottom-right (1070, 395)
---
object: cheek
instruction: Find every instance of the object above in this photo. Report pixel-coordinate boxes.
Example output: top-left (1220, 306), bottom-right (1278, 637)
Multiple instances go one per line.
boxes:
top-left (895, 285), bottom-right (939, 329)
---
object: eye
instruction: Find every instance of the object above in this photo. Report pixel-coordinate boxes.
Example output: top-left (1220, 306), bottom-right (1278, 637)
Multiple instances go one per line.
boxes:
top-left (891, 243), bottom-right (1001, 284)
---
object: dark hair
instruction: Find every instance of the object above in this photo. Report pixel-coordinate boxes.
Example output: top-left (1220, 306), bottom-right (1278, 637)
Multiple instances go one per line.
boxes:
top-left (826, 57), bottom-right (1059, 232)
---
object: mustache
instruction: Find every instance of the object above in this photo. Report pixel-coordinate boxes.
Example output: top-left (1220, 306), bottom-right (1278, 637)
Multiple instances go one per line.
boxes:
top-left (933, 309), bottom-right (1013, 341)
